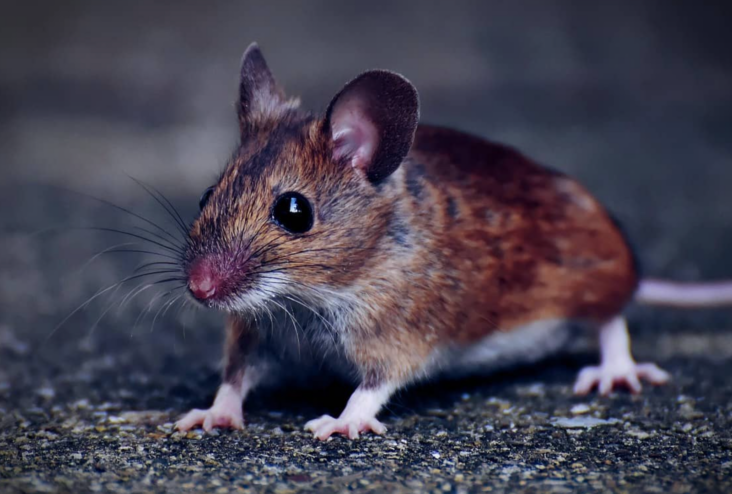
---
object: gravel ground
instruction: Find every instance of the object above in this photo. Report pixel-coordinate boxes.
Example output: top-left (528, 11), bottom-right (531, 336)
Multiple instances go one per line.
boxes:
top-left (2, 325), bottom-right (732, 493)
top-left (2, 1), bottom-right (732, 493)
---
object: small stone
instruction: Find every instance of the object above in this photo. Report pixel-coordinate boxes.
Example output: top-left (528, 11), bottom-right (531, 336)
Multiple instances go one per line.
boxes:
top-left (551, 416), bottom-right (620, 429)
top-left (36, 386), bottom-right (56, 400)
top-left (72, 399), bottom-right (90, 409)
top-left (518, 383), bottom-right (546, 397)
top-left (678, 403), bottom-right (704, 420)
top-left (570, 404), bottom-right (591, 415)
top-left (626, 430), bottom-right (652, 439)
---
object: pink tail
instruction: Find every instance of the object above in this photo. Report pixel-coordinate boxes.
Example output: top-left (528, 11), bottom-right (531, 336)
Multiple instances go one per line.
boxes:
top-left (635, 279), bottom-right (732, 308)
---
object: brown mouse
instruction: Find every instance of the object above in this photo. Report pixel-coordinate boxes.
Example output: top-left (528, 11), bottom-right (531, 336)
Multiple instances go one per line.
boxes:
top-left (175, 43), bottom-right (732, 440)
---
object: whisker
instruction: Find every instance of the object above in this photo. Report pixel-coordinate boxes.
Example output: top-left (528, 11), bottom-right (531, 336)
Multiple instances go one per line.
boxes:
top-left (82, 275), bottom-right (137, 340)
top-left (132, 284), bottom-right (185, 333)
top-left (284, 294), bottom-right (337, 335)
top-left (252, 263), bottom-right (339, 276)
top-left (28, 225), bottom-right (183, 258)
top-left (133, 289), bottom-right (174, 335)
top-left (140, 180), bottom-right (190, 239)
top-left (245, 232), bottom-right (292, 261)
top-left (49, 184), bottom-right (183, 246)
top-left (237, 221), bottom-right (272, 259)
top-left (161, 293), bottom-right (186, 320)
top-left (67, 226), bottom-right (183, 255)
top-left (65, 241), bottom-right (137, 280)
top-left (117, 277), bottom-right (181, 311)
top-left (177, 297), bottom-right (196, 338)
top-left (254, 259), bottom-right (339, 271)
top-left (151, 292), bottom-right (185, 333)
top-left (256, 274), bottom-right (332, 302)
top-left (127, 175), bottom-right (190, 239)
top-left (131, 269), bottom-right (184, 277)
top-left (86, 282), bottom-right (133, 337)
top-left (259, 297), bottom-right (276, 340)
top-left (105, 248), bottom-right (182, 261)
top-left (148, 277), bottom-right (188, 286)
top-left (254, 246), bottom-right (377, 273)
top-left (272, 245), bottom-right (378, 259)
top-left (49, 270), bottom-right (183, 340)
top-left (242, 228), bottom-right (326, 265)
top-left (131, 225), bottom-right (184, 253)
top-left (259, 289), bottom-right (303, 359)
top-left (132, 260), bottom-right (180, 273)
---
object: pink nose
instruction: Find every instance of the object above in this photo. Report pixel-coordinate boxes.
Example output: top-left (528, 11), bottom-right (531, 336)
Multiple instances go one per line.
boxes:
top-left (188, 260), bottom-right (218, 301)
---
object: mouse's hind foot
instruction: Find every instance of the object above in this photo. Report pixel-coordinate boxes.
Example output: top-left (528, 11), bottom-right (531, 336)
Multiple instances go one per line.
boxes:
top-left (573, 361), bottom-right (670, 395)
top-left (573, 316), bottom-right (670, 395)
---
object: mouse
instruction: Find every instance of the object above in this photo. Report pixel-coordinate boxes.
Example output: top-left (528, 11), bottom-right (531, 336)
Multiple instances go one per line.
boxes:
top-left (174, 43), bottom-right (732, 440)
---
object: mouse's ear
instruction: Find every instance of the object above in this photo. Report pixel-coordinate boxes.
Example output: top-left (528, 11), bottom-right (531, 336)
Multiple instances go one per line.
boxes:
top-left (238, 43), bottom-right (288, 129)
top-left (324, 70), bottom-right (419, 183)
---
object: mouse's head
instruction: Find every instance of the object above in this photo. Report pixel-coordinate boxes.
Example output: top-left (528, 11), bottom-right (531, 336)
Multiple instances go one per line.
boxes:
top-left (183, 43), bottom-right (419, 312)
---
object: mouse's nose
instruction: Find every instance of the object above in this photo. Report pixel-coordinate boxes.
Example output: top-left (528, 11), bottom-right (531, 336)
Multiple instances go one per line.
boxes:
top-left (188, 259), bottom-right (218, 301)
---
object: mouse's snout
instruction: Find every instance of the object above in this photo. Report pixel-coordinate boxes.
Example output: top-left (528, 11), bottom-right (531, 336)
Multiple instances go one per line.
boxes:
top-left (188, 258), bottom-right (221, 301)
top-left (185, 233), bottom-right (255, 307)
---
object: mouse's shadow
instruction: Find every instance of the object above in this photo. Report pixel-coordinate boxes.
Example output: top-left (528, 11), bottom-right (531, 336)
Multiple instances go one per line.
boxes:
top-left (179, 353), bottom-right (592, 420)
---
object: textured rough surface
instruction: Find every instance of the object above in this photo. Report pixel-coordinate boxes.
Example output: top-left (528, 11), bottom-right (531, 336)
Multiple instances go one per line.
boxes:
top-left (2, 1), bottom-right (732, 493)
top-left (2, 336), bottom-right (732, 493)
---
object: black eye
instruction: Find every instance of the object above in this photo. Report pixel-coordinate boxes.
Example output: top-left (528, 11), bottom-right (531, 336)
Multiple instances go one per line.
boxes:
top-left (199, 186), bottom-right (214, 211)
top-left (272, 192), bottom-right (313, 233)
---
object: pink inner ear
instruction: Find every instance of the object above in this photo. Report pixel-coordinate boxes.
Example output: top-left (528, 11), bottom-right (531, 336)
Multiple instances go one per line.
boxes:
top-left (331, 102), bottom-right (379, 172)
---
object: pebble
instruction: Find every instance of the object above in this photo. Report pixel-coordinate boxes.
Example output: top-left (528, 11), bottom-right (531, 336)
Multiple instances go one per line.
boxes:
top-left (570, 404), bottom-right (591, 415)
top-left (551, 417), bottom-right (621, 429)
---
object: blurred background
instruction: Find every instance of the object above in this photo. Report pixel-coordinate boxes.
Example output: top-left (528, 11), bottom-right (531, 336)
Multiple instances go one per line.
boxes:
top-left (1, 1), bottom-right (732, 406)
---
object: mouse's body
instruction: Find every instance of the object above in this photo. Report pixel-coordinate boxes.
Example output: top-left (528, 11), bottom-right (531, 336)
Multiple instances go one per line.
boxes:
top-left (393, 124), bottom-right (637, 345)
top-left (175, 44), bottom-right (730, 440)
top-left (381, 124), bottom-right (637, 375)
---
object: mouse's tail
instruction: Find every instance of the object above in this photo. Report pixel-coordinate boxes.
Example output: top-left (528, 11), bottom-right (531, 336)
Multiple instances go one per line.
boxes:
top-left (635, 279), bottom-right (732, 308)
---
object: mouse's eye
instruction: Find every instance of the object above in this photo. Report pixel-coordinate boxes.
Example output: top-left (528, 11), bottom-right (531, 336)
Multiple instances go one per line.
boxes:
top-left (272, 192), bottom-right (313, 234)
top-left (199, 186), bottom-right (215, 211)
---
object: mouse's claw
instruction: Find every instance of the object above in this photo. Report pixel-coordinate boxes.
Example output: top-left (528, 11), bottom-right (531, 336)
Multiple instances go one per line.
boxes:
top-left (573, 361), bottom-right (670, 396)
top-left (304, 414), bottom-right (387, 440)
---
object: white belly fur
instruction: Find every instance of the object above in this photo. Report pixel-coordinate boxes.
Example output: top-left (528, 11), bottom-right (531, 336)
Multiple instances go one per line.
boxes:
top-left (427, 319), bottom-right (573, 378)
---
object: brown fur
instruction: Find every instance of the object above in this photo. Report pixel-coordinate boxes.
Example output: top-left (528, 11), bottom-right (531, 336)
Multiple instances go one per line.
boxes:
top-left (185, 47), bottom-right (638, 390)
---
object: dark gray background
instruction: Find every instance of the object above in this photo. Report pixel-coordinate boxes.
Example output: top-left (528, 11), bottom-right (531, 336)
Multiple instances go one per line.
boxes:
top-left (1, 1), bottom-right (732, 492)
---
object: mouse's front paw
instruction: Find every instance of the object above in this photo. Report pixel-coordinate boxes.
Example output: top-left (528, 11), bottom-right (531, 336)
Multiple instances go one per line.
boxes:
top-left (175, 407), bottom-right (244, 432)
top-left (304, 414), bottom-right (387, 440)
top-left (175, 385), bottom-right (245, 432)
top-left (175, 405), bottom-right (244, 432)
top-left (573, 361), bottom-right (670, 396)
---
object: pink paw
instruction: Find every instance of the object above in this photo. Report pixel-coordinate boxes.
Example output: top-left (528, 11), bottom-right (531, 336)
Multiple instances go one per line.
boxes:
top-left (304, 414), bottom-right (387, 440)
top-left (175, 384), bottom-right (244, 432)
top-left (573, 361), bottom-right (670, 396)
top-left (175, 406), bottom-right (244, 432)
